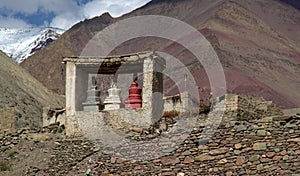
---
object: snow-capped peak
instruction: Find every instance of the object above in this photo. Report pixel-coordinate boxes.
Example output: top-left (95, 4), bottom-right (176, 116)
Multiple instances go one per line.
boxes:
top-left (0, 27), bottom-right (65, 63)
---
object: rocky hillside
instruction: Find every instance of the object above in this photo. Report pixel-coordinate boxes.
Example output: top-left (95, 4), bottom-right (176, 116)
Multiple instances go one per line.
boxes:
top-left (0, 50), bottom-right (64, 128)
top-left (20, 0), bottom-right (300, 108)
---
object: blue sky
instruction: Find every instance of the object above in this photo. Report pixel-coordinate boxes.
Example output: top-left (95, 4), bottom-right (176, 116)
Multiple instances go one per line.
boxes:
top-left (0, 0), bottom-right (151, 30)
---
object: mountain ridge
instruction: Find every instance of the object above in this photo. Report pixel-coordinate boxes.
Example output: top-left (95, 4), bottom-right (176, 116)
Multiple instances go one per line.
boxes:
top-left (20, 0), bottom-right (300, 108)
top-left (0, 27), bottom-right (64, 63)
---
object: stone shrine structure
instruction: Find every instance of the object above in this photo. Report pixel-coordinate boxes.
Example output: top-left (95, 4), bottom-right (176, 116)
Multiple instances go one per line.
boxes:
top-left (63, 51), bottom-right (167, 136)
top-left (103, 82), bottom-right (121, 110)
top-left (124, 81), bottom-right (142, 108)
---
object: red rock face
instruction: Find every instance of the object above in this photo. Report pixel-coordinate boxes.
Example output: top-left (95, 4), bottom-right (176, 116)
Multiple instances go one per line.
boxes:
top-left (125, 82), bottom-right (142, 108)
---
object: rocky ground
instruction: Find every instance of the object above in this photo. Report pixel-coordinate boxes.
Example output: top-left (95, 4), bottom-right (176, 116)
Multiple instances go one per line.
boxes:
top-left (1, 113), bottom-right (300, 176)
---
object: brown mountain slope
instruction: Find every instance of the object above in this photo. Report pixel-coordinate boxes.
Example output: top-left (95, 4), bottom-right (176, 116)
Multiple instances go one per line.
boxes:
top-left (21, 0), bottom-right (300, 108)
top-left (0, 51), bottom-right (64, 128)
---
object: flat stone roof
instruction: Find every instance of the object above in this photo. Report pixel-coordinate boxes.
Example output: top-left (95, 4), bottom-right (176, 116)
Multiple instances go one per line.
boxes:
top-left (63, 51), bottom-right (165, 74)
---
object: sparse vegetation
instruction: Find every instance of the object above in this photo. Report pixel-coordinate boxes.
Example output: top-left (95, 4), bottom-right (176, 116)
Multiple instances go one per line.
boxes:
top-left (0, 161), bottom-right (11, 171)
top-left (57, 125), bottom-right (65, 133)
top-left (7, 150), bottom-right (17, 158)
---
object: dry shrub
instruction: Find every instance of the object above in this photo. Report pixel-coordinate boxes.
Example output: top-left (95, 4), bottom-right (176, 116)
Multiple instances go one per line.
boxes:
top-left (163, 110), bottom-right (180, 119)
top-left (199, 100), bottom-right (211, 114)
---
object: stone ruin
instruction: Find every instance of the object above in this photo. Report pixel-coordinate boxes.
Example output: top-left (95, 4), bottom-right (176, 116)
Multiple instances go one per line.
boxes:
top-left (212, 94), bottom-right (283, 121)
top-left (62, 51), bottom-right (195, 137)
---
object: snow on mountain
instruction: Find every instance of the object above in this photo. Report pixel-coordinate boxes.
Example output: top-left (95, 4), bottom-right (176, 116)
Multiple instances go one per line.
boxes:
top-left (0, 27), bottom-right (65, 63)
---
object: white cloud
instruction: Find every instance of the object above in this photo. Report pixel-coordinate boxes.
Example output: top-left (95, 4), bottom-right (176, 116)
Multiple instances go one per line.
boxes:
top-left (0, 0), bottom-right (80, 15)
top-left (0, 15), bottom-right (32, 28)
top-left (0, 0), bottom-right (82, 29)
top-left (50, 12), bottom-right (85, 30)
top-left (0, 0), bottom-right (151, 30)
top-left (50, 0), bottom-right (151, 29)
top-left (83, 0), bottom-right (151, 18)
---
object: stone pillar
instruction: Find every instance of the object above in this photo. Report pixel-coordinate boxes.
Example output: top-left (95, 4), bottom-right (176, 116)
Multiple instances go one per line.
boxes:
top-left (65, 61), bottom-right (83, 137)
top-left (142, 55), bottom-right (165, 126)
top-left (181, 91), bottom-right (189, 113)
top-left (65, 62), bottom-right (76, 116)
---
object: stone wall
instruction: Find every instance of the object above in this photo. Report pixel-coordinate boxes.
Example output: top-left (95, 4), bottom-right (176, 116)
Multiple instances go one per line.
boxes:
top-left (219, 94), bottom-right (283, 121)
top-left (103, 115), bottom-right (298, 175)
top-left (20, 113), bottom-right (299, 175)
top-left (2, 101), bottom-right (299, 175)
top-left (65, 110), bottom-right (150, 137)
top-left (65, 93), bottom-right (283, 136)
top-left (163, 94), bottom-right (181, 112)
top-left (164, 92), bottom-right (198, 114)
top-left (0, 104), bottom-right (14, 131)
top-left (283, 108), bottom-right (300, 116)
top-left (107, 109), bottom-right (145, 131)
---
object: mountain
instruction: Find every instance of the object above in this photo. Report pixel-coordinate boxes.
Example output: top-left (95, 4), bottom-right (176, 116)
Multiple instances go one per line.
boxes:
top-left (21, 13), bottom-right (114, 94)
top-left (0, 27), bottom-right (64, 63)
top-left (20, 0), bottom-right (300, 108)
top-left (0, 50), bottom-right (64, 128)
